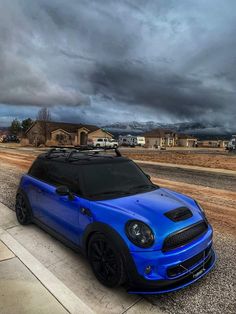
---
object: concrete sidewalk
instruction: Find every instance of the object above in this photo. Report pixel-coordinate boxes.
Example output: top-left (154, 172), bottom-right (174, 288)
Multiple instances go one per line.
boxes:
top-left (0, 230), bottom-right (95, 314)
top-left (0, 240), bottom-right (68, 314)
top-left (0, 202), bottom-right (164, 314)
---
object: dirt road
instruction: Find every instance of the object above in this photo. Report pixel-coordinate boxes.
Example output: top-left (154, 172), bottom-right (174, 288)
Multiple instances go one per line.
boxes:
top-left (122, 148), bottom-right (236, 171)
top-left (0, 147), bottom-right (235, 313)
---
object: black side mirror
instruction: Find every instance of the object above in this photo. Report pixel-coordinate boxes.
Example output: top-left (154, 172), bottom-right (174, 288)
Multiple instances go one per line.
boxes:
top-left (56, 186), bottom-right (75, 200)
top-left (56, 185), bottom-right (70, 196)
top-left (145, 173), bottom-right (151, 180)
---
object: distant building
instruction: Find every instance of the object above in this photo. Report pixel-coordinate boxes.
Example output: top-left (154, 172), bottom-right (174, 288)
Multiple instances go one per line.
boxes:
top-left (143, 129), bottom-right (198, 148)
top-left (23, 121), bottom-right (113, 146)
top-left (143, 129), bottom-right (178, 148)
top-left (228, 135), bottom-right (235, 150)
top-left (177, 134), bottom-right (198, 147)
top-left (196, 140), bottom-right (229, 148)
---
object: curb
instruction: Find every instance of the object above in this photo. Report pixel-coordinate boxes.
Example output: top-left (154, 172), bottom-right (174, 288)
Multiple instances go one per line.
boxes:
top-left (0, 227), bottom-right (95, 314)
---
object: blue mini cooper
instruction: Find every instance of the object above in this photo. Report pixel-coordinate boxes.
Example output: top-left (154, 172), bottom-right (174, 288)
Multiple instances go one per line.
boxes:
top-left (15, 147), bottom-right (216, 294)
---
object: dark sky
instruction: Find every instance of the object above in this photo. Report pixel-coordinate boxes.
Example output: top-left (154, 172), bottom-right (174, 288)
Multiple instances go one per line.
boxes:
top-left (0, 0), bottom-right (236, 127)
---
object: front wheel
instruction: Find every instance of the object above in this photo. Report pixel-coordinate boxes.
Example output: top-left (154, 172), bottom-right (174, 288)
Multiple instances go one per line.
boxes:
top-left (15, 193), bottom-right (32, 225)
top-left (88, 233), bottom-right (126, 287)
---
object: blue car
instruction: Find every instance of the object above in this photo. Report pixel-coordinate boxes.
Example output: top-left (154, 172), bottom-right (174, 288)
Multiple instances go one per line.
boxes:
top-left (15, 147), bottom-right (216, 294)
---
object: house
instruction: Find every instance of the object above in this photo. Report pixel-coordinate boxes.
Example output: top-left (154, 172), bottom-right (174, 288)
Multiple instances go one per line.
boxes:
top-left (143, 128), bottom-right (198, 148)
top-left (143, 129), bottom-right (178, 148)
top-left (177, 134), bottom-right (197, 147)
top-left (197, 140), bottom-right (229, 148)
top-left (23, 121), bottom-right (113, 146)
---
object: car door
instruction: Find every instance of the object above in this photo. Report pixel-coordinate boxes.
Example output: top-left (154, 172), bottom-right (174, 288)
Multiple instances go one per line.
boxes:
top-left (36, 182), bottom-right (84, 245)
top-left (26, 159), bottom-right (49, 218)
top-left (31, 160), bottom-right (86, 245)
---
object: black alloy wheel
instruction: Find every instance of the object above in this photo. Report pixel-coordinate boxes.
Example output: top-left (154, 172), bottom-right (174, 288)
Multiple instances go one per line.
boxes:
top-left (88, 233), bottom-right (126, 287)
top-left (15, 193), bottom-right (32, 225)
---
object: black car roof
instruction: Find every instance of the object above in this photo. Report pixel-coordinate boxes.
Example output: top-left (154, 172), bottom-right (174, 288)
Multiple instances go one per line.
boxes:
top-left (37, 147), bottom-right (130, 165)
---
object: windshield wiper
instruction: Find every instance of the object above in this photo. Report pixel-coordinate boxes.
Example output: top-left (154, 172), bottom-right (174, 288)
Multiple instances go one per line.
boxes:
top-left (89, 185), bottom-right (158, 198)
top-left (89, 190), bottom-right (132, 197)
top-left (128, 184), bottom-right (158, 193)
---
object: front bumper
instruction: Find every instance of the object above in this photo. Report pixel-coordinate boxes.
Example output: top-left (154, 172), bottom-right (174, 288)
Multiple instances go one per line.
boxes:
top-left (128, 248), bottom-right (216, 294)
top-left (126, 227), bottom-right (216, 294)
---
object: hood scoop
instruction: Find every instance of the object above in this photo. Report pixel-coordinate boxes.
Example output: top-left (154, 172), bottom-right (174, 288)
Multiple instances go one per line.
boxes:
top-left (165, 207), bottom-right (193, 222)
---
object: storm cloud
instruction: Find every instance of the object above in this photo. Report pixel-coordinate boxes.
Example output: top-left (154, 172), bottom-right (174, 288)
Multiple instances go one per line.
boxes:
top-left (0, 0), bottom-right (236, 126)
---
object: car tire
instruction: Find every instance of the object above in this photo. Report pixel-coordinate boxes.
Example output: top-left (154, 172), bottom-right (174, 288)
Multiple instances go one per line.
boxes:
top-left (15, 193), bottom-right (32, 225)
top-left (88, 233), bottom-right (126, 287)
top-left (96, 144), bottom-right (100, 147)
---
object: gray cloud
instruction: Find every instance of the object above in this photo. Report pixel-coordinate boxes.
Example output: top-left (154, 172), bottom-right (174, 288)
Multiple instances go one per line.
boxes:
top-left (0, 0), bottom-right (236, 126)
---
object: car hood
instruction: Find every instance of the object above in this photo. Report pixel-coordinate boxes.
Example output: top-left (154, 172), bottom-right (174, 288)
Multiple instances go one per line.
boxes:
top-left (97, 188), bottom-right (204, 250)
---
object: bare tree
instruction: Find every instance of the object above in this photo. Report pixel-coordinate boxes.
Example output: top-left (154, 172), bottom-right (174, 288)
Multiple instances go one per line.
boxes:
top-left (37, 107), bottom-right (52, 121)
top-left (36, 107), bottom-right (52, 146)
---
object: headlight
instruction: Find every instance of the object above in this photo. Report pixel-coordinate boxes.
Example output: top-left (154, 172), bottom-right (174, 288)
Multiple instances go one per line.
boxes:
top-left (125, 220), bottom-right (154, 248)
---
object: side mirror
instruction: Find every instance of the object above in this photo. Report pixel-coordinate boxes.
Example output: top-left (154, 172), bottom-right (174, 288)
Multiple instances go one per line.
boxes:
top-left (56, 186), bottom-right (75, 200)
top-left (145, 173), bottom-right (151, 180)
top-left (56, 185), bottom-right (70, 196)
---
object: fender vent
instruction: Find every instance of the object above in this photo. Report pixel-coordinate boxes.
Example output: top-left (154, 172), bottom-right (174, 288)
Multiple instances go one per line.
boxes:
top-left (165, 207), bottom-right (193, 222)
top-left (162, 221), bottom-right (208, 252)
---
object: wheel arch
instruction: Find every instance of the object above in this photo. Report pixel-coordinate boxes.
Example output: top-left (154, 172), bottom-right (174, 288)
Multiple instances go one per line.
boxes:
top-left (16, 187), bottom-right (33, 216)
top-left (82, 222), bottom-right (137, 282)
top-left (82, 222), bottom-right (127, 254)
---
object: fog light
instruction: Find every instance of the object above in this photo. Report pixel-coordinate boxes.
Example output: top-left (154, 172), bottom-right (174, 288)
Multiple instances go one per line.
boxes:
top-left (145, 265), bottom-right (152, 275)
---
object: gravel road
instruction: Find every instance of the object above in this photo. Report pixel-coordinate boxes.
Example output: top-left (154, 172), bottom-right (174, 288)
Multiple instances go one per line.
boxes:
top-left (0, 149), bottom-right (235, 314)
top-left (0, 163), bottom-right (22, 210)
top-left (139, 163), bottom-right (236, 192)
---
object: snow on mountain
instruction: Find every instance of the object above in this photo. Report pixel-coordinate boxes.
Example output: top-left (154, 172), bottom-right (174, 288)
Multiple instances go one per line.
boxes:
top-left (102, 121), bottom-right (235, 139)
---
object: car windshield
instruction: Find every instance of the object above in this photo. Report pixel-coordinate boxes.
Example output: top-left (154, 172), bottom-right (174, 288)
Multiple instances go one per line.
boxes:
top-left (81, 160), bottom-right (157, 199)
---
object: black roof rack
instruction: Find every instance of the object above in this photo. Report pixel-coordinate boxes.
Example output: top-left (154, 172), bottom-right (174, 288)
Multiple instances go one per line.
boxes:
top-left (45, 146), bottom-right (122, 161)
top-left (46, 148), bottom-right (69, 159)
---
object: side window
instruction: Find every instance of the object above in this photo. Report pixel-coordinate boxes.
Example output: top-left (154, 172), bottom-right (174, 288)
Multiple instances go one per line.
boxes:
top-left (29, 159), bottom-right (48, 182)
top-left (97, 139), bottom-right (102, 142)
top-left (29, 160), bottom-right (81, 195)
top-left (47, 162), bottom-right (81, 195)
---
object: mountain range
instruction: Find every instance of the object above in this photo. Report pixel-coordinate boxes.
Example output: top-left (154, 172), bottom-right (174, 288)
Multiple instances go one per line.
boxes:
top-left (102, 121), bottom-right (235, 140)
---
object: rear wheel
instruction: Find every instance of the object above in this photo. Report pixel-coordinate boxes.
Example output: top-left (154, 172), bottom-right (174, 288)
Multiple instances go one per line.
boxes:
top-left (88, 233), bottom-right (126, 287)
top-left (15, 193), bottom-right (32, 225)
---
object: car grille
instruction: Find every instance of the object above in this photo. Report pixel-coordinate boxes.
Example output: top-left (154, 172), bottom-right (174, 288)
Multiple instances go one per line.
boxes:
top-left (164, 207), bottom-right (193, 222)
top-left (167, 244), bottom-right (212, 278)
top-left (162, 221), bottom-right (208, 252)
